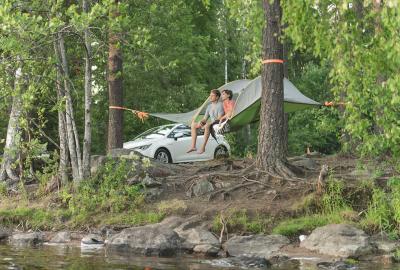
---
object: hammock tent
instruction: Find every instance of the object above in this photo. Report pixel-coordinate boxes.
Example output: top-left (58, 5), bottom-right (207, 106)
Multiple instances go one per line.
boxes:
top-left (150, 76), bottom-right (321, 132)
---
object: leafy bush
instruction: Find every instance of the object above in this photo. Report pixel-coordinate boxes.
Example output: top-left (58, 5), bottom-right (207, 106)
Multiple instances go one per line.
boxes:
top-left (66, 158), bottom-right (145, 226)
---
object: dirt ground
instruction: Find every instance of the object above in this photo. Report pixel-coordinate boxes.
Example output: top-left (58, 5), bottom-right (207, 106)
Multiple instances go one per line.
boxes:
top-left (148, 153), bottom-right (391, 227)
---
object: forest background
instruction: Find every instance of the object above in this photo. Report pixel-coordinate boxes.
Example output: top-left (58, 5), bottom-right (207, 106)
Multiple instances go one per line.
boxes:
top-left (1, 0), bottom-right (400, 187)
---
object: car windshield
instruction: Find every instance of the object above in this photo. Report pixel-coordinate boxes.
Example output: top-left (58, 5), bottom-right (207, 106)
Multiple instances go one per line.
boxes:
top-left (133, 125), bottom-right (175, 140)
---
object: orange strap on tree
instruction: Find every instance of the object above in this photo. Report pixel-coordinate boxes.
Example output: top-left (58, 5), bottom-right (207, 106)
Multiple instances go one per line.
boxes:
top-left (109, 106), bottom-right (149, 122)
top-left (324, 101), bottom-right (347, 107)
top-left (261, 59), bottom-right (285, 64)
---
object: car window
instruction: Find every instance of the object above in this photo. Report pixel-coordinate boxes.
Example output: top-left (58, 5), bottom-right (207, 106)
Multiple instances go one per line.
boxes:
top-left (170, 125), bottom-right (191, 137)
top-left (134, 125), bottom-right (174, 140)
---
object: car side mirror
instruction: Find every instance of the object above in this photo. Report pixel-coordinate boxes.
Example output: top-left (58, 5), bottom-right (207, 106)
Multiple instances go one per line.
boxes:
top-left (173, 132), bottom-right (184, 140)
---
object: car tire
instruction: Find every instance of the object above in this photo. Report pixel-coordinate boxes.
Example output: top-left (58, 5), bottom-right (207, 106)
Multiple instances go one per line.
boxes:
top-left (154, 148), bottom-right (172, 163)
top-left (214, 145), bottom-right (229, 159)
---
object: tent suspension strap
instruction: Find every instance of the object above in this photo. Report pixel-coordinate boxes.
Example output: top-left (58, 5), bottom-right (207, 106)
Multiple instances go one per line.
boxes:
top-left (261, 59), bottom-right (284, 64)
top-left (324, 101), bottom-right (347, 107)
top-left (109, 106), bottom-right (149, 122)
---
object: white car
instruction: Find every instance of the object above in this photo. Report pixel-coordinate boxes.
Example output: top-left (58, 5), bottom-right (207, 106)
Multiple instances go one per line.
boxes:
top-left (123, 123), bottom-right (230, 163)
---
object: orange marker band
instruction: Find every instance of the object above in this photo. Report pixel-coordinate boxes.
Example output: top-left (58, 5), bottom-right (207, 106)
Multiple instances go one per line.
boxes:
top-left (262, 59), bottom-right (284, 64)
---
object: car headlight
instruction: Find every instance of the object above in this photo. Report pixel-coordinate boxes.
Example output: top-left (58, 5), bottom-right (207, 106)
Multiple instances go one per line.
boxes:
top-left (134, 144), bottom-right (152, 151)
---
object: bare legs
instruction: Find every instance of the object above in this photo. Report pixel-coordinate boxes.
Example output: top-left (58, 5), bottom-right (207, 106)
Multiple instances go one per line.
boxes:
top-left (187, 122), bottom-right (198, 153)
top-left (198, 123), bottom-right (211, 154)
top-left (187, 122), bottom-right (211, 154)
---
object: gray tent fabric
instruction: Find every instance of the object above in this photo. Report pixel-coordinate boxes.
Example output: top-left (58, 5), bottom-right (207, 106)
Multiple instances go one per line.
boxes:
top-left (150, 76), bottom-right (320, 125)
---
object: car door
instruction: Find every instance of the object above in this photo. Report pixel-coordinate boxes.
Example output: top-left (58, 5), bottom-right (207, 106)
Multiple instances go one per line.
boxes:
top-left (168, 125), bottom-right (208, 162)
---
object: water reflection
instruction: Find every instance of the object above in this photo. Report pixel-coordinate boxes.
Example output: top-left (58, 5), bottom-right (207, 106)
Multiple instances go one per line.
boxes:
top-left (1, 244), bottom-right (400, 270)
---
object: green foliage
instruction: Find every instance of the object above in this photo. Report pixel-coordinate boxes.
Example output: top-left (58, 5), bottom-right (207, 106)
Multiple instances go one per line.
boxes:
top-left (361, 188), bottom-right (392, 233)
top-left (321, 179), bottom-right (349, 214)
top-left (67, 158), bottom-right (143, 224)
top-left (288, 62), bottom-right (341, 155)
top-left (212, 209), bottom-right (270, 234)
top-left (0, 182), bottom-right (7, 197)
top-left (283, 1), bottom-right (400, 160)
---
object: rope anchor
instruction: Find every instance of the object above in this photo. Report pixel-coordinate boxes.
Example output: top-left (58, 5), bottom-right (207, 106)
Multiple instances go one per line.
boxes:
top-left (109, 106), bottom-right (149, 122)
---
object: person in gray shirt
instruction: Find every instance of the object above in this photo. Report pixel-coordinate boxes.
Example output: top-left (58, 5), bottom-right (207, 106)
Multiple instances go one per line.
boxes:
top-left (187, 89), bottom-right (224, 154)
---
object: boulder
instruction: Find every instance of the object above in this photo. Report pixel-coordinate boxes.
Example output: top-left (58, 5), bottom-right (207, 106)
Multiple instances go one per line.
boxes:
top-left (10, 232), bottom-right (44, 246)
top-left (224, 234), bottom-right (290, 259)
top-left (106, 222), bottom-right (182, 256)
top-left (158, 216), bottom-right (185, 229)
top-left (370, 233), bottom-right (400, 253)
top-left (300, 224), bottom-right (374, 258)
top-left (108, 148), bottom-right (140, 158)
top-left (175, 227), bottom-right (220, 255)
top-left (172, 215), bottom-right (220, 255)
top-left (90, 155), bottom-right (107, 174)
top-left (50, 232), bottom-right (71, 244)
top-left (187, 179), bottom-right (214, 197)
top-left (292, 158), bottom-right (318, 170)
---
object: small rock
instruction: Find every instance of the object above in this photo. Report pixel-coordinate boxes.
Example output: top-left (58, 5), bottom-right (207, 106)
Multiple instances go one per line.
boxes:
top-left (190, 179), bottom-right (214, 197)
top-left (317, 261), bottom-right (356, 270)
top-left (50, 232), bottom-right (71, 243)
top-left (193, 244), bottom-right (220, 255)
top-left (210, 256), bottom-right (270, 269)
top-left (141, 174), bottom-right (162, 187)
top-left (299, 235), bottom-right (307, 242)
top-left (81, 234), bottom-right (104, 245)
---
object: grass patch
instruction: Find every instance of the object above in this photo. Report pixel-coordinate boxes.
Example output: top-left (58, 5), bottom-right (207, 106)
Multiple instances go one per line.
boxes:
top-left (157, 199), bottom-right (187, 215)
top-left (272, 212), bottom-right (348, 237)
top-left (0, 208), bottom-right (61, 230)
top-left (212, 209), bottom-right (271, 234)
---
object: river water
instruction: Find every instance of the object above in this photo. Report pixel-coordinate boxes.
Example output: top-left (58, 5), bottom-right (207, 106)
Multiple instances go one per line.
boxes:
top-left (0, 244), bottom-right (399, 270)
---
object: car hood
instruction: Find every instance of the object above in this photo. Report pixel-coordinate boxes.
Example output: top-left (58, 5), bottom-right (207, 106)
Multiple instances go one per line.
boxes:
top-left (123, 138), bottom-right (158, 149)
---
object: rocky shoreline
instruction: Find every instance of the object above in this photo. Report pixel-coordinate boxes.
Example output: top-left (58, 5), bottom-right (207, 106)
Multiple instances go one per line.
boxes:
top-left (1, 217), bottom-right (399, 269)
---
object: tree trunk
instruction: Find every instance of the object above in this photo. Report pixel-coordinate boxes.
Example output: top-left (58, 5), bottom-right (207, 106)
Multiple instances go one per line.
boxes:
top-left (57, 32), bottom-right (82, 182)
top-left (107, 0), bottom-right (123, 152)
top-left (282, 35), bottom-right (289, 156)
top-left (256, 0), bottom-right (294, 177)
top-left (54, 40), bottom-right (69, 185)
top-left (0, 67), bottom-right (23, 183)
top-left (82, 0), bottom-right (92, 179)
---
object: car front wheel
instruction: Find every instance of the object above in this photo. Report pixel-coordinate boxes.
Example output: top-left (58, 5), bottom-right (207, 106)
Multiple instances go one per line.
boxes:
top-left (155, 148), bottom-right (172, 163)
top-left (214, 145), bottom-right (229, 159)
